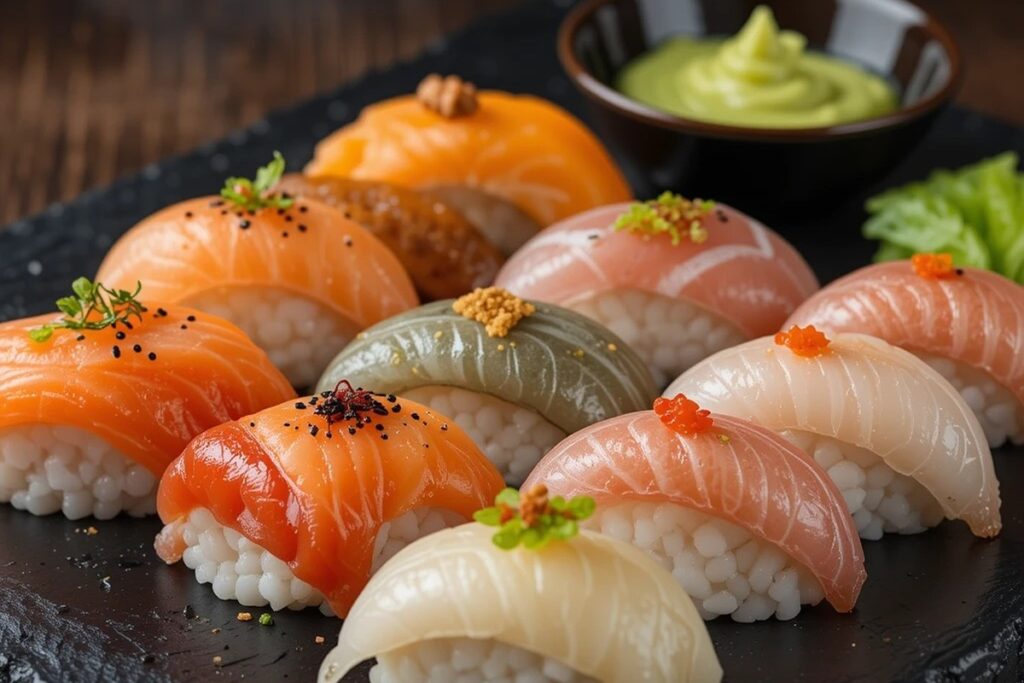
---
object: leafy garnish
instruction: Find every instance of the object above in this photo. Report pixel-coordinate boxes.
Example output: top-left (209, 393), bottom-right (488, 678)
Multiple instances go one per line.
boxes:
top-left (864, 152), bottom-right (1024, 283)
top-left (613, 192), bottom-right (715, 245)
top-left (28, 277), bottom-right (144, 343)
top-left (220, 151), bottom-right (294, 211)
top-left (474, 485), bottom-right (595, 551)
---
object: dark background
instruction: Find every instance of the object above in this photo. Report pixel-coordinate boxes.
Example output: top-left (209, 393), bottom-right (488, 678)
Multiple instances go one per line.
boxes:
top-left (0, 0), bottom-right (1022, 225)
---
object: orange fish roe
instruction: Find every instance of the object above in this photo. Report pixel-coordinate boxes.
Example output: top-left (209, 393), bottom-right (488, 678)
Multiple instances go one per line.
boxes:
top-left (911, 253), bottom-right (960, 279)
top-left (654, 394), bottom-right (714, 436)
top-left (775, 324), bottom-right (831, 358)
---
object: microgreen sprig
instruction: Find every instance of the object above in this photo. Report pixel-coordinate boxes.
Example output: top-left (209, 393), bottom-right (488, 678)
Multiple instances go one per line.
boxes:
top-left (219, 151), bottom-right (294, 211)
top-left (28, 277), bottom-right (144, 343)
top-left (473, 485), bottom-right (596, 551)
top-left (613, 191), bottom-right (715, 245)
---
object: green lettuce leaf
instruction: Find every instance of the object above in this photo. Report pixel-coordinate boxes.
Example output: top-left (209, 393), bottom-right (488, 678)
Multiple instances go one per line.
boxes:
top-left (863, 152), bottom-right (1024, 283)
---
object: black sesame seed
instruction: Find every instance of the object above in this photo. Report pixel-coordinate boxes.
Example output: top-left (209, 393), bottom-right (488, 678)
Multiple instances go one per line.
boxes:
top-left (157, 308), bottom-right (168, 317)
top-left (112, 346), bottom-right (121, 358)
top-left (344, 237), bottom-right (353, 247)
top-left (239, 220), bottom-right (251, 229)
top-left (220, 209), bottom-right (228, 215)
top-left (410, 412), bottom-right (420, 421)
top-left (298, 224), bottom-right (307, 232)
top-left (148, 352), bottom-right (157, 361)
top-left (123, 321), bottom-right (133, 330)
top-left (326, 431), bottom-right (333, 439)
top-left (299, 206), bottom-right (308, 213)
top-left (180, 324), bottom-right (188, 330)
top-left (76, 335), bottom-right (85, 342)
top-left (386, 394), bottom-right (397, 403)
top-left (187, 315), bottom-right (196, 322)
top-left (347, 427), bottom-right (356, 435)
top-left (284, 215), bottom-right (293, 222)
top-left (283, 422), bottom-right (291, 428)
top-left (380, 434), bottom-right (388, 440)
top-left (391, 404), bottom-right (401, 413)
top-left (295, 402), bottom-right (306, 410)
top-left (249, 422), bottom-right (256, 427)
top-left (308, 396), bottom-right (319, 405)
top-left (441, 424), bottom-right (448, 431)
top-left (185, 211), bottom-right (194, 218)
top-left (308, 425), bottom-right (319, 437)
top-left (375, 424), bottom-right (384, 431)
top-left (115, 331), bottom-right (126, 340)
top-left (282, 232), bottom-right (289, 238)
top-left (277, 208), bottom-right (286, 216)
top-left (133, 344), bottom-right (142, 353)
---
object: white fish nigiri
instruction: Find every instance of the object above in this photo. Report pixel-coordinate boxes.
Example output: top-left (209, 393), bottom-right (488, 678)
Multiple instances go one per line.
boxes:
top-left (666, 328), bottom-right (1001, 540)
top-left (319, 523), bottom-right (722, 683)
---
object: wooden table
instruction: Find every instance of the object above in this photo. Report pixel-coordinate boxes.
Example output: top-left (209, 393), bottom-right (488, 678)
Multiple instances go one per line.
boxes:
top-left (1, 0), bottom-right (1021, 225)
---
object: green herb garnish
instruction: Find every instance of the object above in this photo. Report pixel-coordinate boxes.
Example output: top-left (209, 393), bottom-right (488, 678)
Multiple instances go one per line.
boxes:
top-left (28, 277), bottom-right (144, 343)
top-left (220, 151), bottom-right (294, 212)
top-left (474, 485), bottom-right (596, 551)
top-left (613, 192), bottom-right (714, 245)
top-left (258, 612), bottom-right (274, 626)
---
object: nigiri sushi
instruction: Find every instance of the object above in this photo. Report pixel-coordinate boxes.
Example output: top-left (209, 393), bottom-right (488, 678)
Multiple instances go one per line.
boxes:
top-left (667, 326), bottom-right (1001, 540)
top-left (319, 509), bottom-right (722, 683)
top-left (155, 383), bottom-right (504, 616)
top-left (495, 194), bottom-right (819, 386)
top-left (276, 174), bottom-right (505, 300)
top-left (0, 278), bottom-right (294, 520)
top-left (96, 153), bottom-right (418, 388)
top-left (316, 288), bottom-right (657, 484)
top-left (784, 254), bottom-right (1024, 447)
top-left (523, 395), bottom-right (866, 622)
top-left (305, 74), bottom-right (632, 252)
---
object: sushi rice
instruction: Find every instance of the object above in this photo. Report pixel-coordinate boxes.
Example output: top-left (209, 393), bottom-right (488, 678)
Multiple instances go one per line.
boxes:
top-left (569, 289), bottom-right (745, 388)
top-left (587, 501), bottom-right (825, 622)
top-left (188, 286), bottom-right (354, 389)
top-left (369, 637), bottom-right (597, 683)
top-left (782, 431), bottom-right (945, 541)
top-left (0, 424), bottom-right (157, 520)
top-left (175, 506), bottom-right (465, 615)
top-left (919, 354), bottom-right (1024, 448)
top-left (402, 386), bottom-right (566, 485)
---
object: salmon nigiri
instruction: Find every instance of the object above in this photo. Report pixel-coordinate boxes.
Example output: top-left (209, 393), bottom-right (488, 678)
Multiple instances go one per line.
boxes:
top-left (784, 255), bottom-right (1024, 447)
top-left (524, 396), bottom-right (866, 622)
top-left (320, 521), bottom-right (722, 683)
top-left (155, 382), bottom-right (504, 616)
top-left (96, 153), bottom-right (418, 388)
top-left (667, 327), bottom-right (1001, 540)
top-left (0, 278), bottom-right (294, 520)
top-left (495, 195), bottom-right (819, 387)
top-left (305, 74), bottom-right (632, 251)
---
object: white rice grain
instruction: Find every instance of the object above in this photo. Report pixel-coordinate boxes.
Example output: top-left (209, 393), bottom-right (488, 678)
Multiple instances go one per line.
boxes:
top-left (781, 430), bottom-right (945, 541)
top-left (586, 501), bottom-right (824, 622)
top-left (918, 353), bottom-right (1024, 448)
top-left (173, 506), bottom-right (465, 615)
top-left (569, 288), bottom-right (746, 388)
top-left (186, 286), bottom-right (356, 389)
top-left (369, 637), bottom-right (598, 683)
top-left (0, 424), bottom-right (156, 520)
top-left (402, 386), bottom-right (566, 485)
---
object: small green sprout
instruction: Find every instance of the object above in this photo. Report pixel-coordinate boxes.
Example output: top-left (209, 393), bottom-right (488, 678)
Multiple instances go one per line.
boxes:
top-left (613, 192), bottom-right (715, 245)
top-left (220, 151), bottom-right (294, 211)
top-left (474, 485), bottom-right (596, 551)
top-left (28, 277), bottom-right (144, 342)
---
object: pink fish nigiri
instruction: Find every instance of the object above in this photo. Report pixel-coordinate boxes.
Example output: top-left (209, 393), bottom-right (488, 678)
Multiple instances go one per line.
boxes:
top-left (495, 198), bottom-right (819, 386)
top-left (524, 397), bottom-right (865, 621)
top-left (784, 257), bottom-right (1024, 447)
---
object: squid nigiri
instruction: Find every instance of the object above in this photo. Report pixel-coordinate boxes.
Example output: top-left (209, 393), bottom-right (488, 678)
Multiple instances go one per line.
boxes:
top-left (96, 153), bottom-right (418, 388)
top-left (155, 383), bottom-right (504, 616)
top-left (495, 195), bottom-right (819, 386)
top-left (667, 327), bottom-right (1001, 540)
top-left (784, 254), bottom-right (1024, 447)
top-left (523, 395), bottom-right (865, 622)
top-left (305, 74), bottom-right (632, 251)
top-left (316, 288), bottom-right (657, 484)
top-left (0, 278), bottom-right (294, 520)
top-left (319, 522), bottom-right (722, 683)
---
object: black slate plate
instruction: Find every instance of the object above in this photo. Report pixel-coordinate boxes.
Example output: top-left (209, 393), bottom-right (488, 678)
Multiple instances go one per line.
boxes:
top-left (2, 1), bottom-right (1023, 682)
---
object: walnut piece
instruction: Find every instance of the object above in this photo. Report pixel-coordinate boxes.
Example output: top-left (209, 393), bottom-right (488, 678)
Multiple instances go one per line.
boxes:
top-left (416, 73), bottom-right (479, 118)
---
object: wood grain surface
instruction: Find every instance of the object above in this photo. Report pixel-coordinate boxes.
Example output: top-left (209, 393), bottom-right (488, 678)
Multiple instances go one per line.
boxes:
top-left (0, 0), bottom-right (1021, 225)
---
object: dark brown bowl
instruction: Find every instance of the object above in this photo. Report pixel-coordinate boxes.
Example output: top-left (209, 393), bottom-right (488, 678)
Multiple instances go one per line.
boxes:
top-left (559, 0), bottom-right (961, 215)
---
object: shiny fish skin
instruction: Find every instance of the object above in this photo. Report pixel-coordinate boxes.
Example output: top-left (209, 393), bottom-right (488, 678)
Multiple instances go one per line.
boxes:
top-left (0, 307), bottom-right (295, 476)
top-left (318, 524), bottom-right (723, 683)
top-left (495, 202), bottom-right (819, 338)
top-left (784, 261), bottom-right (1024, 413)
top-left (667, 333), bottom-right (1001, 538)
top-left (317, 300), bottom-right (657, 435)
top-left (155, 397), bottom-right (504, 617)
top-left (524, 410), bottom-right (866, 613)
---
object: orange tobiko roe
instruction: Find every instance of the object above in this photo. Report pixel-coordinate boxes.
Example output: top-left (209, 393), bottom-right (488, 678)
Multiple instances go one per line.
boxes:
top-left (774, 324), bottom-right (831, 358)
top-left (654, 394), bottom-right (714, 436)
top-left (911, 253), bottom-right (959, 280)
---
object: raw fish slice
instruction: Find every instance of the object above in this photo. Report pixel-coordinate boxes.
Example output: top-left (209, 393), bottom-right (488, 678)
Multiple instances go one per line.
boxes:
top-left (305, 92), bottom-right (632, 227)
top-left (0, 307), bottom-right (294, 476)
top-left (495, 202), bottom-right (819, 339)
top-left (784, 260), bottom-right (1024, 446)
top-left (524, 410), bottom-right (865, 614)
top-left (318, 524), bottom-right (722, 683)
top-left (155, 393), bottom-right (504, 616)
top-left (666, 333), bottom-right (1001, 538)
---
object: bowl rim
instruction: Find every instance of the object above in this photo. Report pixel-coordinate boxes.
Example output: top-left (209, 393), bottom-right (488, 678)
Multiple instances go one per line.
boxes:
top-left (557, 0), bottom-right (963, 142)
